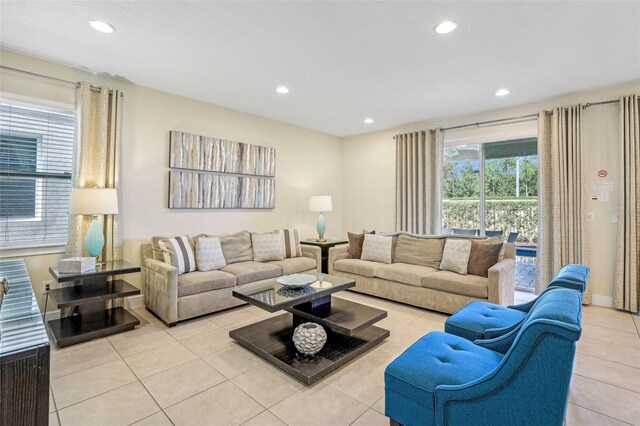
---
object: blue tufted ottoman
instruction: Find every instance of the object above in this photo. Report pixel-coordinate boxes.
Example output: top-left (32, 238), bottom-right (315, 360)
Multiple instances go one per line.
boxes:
top-left (444, 301), bottom-right (526, 341)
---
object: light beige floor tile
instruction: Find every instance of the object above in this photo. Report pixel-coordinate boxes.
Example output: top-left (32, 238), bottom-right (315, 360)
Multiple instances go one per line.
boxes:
top-left (573, 353), bottom-right (640, 393)
top-left (141, 358), bottom-right (226, 408)
top-left (165, 381), bottom-right (263, 426)
top-left (164, 317), bottom-right (221, 341)
top-left (131, 411), bottom-right (174, 426)
top-left (581, 323), bottom-right (640, 348)
top-left (372, 396), bottom-right (385, 414)
top-left (108, 324), bottom-right (176, 357)
top-left (201, 342), bottom-right (264, 379)
top-left (577, 337), bottom-right (640, 368)
top-left (565, 403), bottom-right (630, 426)
top-left (352, 408), bottom-right (389, 426)
top-left (50, 339), bottom-right (120, 379)
top-left (270, 382), bottom-right (368, 426)
top-left (49, 389), bottom-right (56, 413)
top-left (582, 311), bottom-right (637, 333)
top-left (633, 314), bottom-right (640, 333)
top-left (49, 336), bottom-right (107, 357)
top-left (58, 381), bottom-right (160, 426)
top-left (582, 305), bottom-right (633, 320)
top-left (49, 412), bottom-right (59, 426)
top-left (51, 359), bottom-right (137, 409)
top-left (209, 306), bottom-right (260, 327)
top-left (130, 308), bottom-right (168, 329)
top-left (242, 410), bottom-right (286, 426)
top-left (231, 363), bottom-right (303, 408)
top-left (569, 375), bottom-right (640, 425)
top-left (124, 341), bottom-right (197, 379)
top-left (180, 326), bottom-right (233, 357)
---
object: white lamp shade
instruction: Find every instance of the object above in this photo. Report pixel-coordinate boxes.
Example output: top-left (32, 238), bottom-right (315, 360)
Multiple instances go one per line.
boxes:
top-left (309, 195), bottom-right (333, 212)
top-left (70, 188), bottom-right (119, 215)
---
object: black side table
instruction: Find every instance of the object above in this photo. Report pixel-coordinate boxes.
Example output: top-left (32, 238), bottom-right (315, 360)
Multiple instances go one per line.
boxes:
top-left (47, 260), bottom-right (141, 347)
top-left (300, 239), bottom-right (348, 273)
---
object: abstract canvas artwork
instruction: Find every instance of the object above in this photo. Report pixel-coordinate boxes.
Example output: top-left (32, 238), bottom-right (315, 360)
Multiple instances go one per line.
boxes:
top-left (168, 131), bottom-right (276, 209)
top-left (170, 130), bottom-right (276, 177)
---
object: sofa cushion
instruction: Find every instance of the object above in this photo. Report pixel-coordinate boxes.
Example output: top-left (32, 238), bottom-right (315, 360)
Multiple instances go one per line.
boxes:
top-left (385, 331), bottom-right (503, 404)
top-left (219, 231), bottom-right (254, 264)
top-left (252, 233), bottom-right (285, 262)
top-left (177, 270), bottom-right (237, 298)
top-left (439, 238), bottom-right (472, 275)
top-left (196, 237), bottom-right (227, 271)
top-left (346, 230), bottom-right (374, 259)
top-left (269, 257), bottom-right (316, 275)
top-left (374, 263), bottom-right (439, 287)
top-left (421, 271), bottom-right (489, 298)
top-left (394, 235), bottom-right (445, 268)
top-left (467, 238), bottom-right (503, 277)
top-left (221, 261), bottom-right (281, 285)
top-left (445, 301), bottom-right (527, 341)
top-left (333, 259), bottom-right (379, 278)
top-left (361, 234), bottom-right (393, 264)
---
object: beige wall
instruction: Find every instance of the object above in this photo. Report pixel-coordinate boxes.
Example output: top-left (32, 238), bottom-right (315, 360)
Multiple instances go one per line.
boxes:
top-left (0, 49), bottom-right (343, 308)
top-left (342, 80), bottom-right (640, 306)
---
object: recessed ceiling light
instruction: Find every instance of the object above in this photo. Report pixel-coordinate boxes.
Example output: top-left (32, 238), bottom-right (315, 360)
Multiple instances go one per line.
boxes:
top-left (276, 86), bottom-right (289, 94)
top-left (89, 20), bottom-right (115, 33)
top-left (495, 88), bottom-right (510, 97)
top-left (435, 21), bottom-right (458, 34)
top-left (364, 118), bottom-right (374, 124)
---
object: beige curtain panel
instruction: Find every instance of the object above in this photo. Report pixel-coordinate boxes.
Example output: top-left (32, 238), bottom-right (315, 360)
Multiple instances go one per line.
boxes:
top-left (395, 129), bottom-right (444, 234)
top-left (614, 95), bottom-right (639, 313)
top-left (536, 106), bottom-right (591, 304)
top-left (67, 82), bottom-right (124, 262)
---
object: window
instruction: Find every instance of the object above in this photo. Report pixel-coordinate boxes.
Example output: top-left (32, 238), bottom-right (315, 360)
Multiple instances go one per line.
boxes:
top-left (0, 101), bottom-right (74, 250)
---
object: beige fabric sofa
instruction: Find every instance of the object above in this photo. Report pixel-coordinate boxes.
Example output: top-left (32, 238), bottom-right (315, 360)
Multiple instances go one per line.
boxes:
top-left (140, 234), bottom-right (321, 326)
top-left (328, 233), bottom-right (515, 314)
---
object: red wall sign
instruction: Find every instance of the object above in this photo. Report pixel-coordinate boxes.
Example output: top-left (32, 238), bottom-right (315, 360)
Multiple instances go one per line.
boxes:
top-left (597, 170), bottom-right (608, 178)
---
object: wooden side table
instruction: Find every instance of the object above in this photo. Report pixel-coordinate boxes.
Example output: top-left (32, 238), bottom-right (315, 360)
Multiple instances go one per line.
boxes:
top-left (300, 239), bottom-right (348, 273)
top-left (47, 260), bottom-right (141, 347)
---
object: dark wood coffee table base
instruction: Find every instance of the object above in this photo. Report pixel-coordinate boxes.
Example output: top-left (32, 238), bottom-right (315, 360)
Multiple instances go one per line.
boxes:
top-left (230, 313), bottom-right (390, 384)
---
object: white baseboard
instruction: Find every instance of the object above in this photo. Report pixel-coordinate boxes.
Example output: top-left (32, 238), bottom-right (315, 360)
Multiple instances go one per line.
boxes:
top-left (591, 294), bottom-right (614, 308)
top-left (124, 294), bottom-right (145, 309)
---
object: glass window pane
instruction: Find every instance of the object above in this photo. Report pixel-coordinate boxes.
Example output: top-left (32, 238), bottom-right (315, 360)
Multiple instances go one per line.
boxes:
top-left (442, 144), bottom-right (481, 234)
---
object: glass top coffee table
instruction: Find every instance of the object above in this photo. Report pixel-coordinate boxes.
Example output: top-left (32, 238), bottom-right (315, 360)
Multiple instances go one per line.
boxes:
top-left (231, 273), bottom-right (389, 384)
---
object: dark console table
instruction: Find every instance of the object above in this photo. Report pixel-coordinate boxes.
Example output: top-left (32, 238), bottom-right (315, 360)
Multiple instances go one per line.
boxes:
top-left (300, 239), bottom-right (347, 273)
top-left (0, 259), bottom-right (50, 426)
top-left (47, 260), bottom-right (141, 347)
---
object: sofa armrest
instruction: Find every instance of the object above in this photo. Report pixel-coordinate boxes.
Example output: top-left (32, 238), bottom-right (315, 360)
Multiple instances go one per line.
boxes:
top-left (328, 244), bottom-right (349, 275)
top-left (141, 258), bottom-right (178, 325)
top-left (487, 258), bottom-right (515, 306)
top-left (301, 245), bottom-right (322, 271)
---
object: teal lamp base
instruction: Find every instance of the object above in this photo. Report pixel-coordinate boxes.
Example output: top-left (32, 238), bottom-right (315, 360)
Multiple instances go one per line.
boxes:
top-left (316, 213), bottom-right (326, 242)
top-left (85, 215), bottom-right (105, 258)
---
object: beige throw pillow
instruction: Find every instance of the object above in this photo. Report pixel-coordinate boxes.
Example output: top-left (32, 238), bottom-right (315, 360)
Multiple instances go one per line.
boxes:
top-left (361, 234), bottom-right (393, 264)
top-left (439, 238), bottom-right (472, 275)
top-left (219, 231), bottom-right (254, 264)
top-left (252, 233), bottom-right (285, 262)
top-left (394, 235), bottom-right (445, 268)
top-left (275, 229), bottom-right (302, 258)
top-left (196, 237), bottom-right (227, 271)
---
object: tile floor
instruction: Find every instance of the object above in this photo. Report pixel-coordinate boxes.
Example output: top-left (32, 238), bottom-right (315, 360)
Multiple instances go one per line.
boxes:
top-left (515, 260), bottom-right (536, 291)
top-left (46, 290), bottom-right (640, 426)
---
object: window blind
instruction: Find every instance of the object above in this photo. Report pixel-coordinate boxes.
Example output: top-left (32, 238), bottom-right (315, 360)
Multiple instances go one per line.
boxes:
top-left (0, 101), bottom-right (74, 249)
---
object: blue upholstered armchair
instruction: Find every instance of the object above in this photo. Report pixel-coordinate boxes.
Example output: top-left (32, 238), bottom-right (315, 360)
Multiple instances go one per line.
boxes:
top-left (445, 264), bottom-right (589, 341)
top-left (385, 288), bottom-right (582, 426)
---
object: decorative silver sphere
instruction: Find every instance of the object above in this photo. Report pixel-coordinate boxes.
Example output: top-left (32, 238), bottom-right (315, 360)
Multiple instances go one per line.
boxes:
top-left (292, 322), bottom-right (327, 355)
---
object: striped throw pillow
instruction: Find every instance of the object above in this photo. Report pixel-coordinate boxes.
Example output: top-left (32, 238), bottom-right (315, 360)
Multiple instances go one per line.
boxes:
top-left (158, 235), bottom-right (197, 275)
top-left (275, 229), bottom-right (302, 258)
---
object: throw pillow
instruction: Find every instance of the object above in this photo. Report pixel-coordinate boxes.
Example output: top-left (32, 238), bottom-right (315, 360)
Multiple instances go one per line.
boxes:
top-left (467, 239), bottom-right (504, 277)
top-left (196, 237), bottom-right (227, 271)
top-left (394, 235), bottom-right (445, 268)
top-left (361, 234), bottom-right (393, 264)
top-left (347, 230), bottom-right (375, 259)
top-left (275, 228), bottom-right (302, 258)
top-left (158, 235), bottom-right (197, 275)
top-left (252, 233), bottom-right (285, 262)
top-left (439, 238), bottom-right (472, 275)
top-left (219, 230), bottom-right (254, 264)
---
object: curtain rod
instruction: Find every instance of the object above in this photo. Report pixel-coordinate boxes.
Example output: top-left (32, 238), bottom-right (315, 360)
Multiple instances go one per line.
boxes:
top-left (0, 65), bottom-right (124, 97)
top-left (582, 99), bottom-right (618, 110)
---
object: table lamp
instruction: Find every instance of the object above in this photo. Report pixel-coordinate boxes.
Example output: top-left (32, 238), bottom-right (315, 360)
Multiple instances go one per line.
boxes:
top-left (70, 188), bottom-right (119, 259)
top-left (309, 195), bottom-right (332, 242)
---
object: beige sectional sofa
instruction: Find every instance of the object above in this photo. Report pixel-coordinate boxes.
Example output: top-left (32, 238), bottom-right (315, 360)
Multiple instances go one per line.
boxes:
top-left (328, 233), bottom-right (515, 314)
top-left (140, 231), bottom-right (321, 326)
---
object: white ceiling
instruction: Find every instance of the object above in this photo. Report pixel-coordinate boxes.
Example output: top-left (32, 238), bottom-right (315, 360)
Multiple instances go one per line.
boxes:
top-left (1, 1), bottom-right (639, 137)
